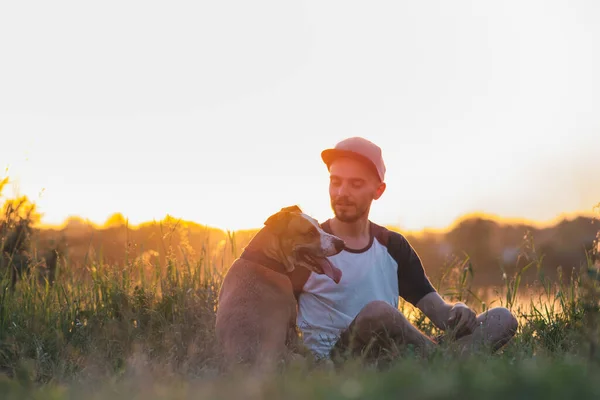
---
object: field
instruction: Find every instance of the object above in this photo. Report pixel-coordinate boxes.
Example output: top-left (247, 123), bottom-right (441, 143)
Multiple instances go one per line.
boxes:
top-left (0, 186), bottom-right (599, 399)
top-left (0, 226), bottom-right (599, 400)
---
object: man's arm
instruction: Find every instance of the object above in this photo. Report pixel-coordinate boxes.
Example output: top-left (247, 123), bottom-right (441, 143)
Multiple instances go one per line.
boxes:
top-left (415, 292), bottom-right (453, 331)
top-left (384, 230), bottom-right (478, 336)
top-left (416, 292), bottom-right (478, 337)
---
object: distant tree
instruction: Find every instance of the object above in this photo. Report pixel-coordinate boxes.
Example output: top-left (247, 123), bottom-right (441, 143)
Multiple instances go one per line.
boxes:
top-left (0, 191), bottom-right (41, 257)
top-left (104, 212), bottom-right (128, 228)
top-left (0, 177), bottom-right (60, 289)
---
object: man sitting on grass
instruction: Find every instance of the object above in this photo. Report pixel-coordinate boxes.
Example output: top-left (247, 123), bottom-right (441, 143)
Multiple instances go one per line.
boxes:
top-left (289, 137), bottom-right (518, 362)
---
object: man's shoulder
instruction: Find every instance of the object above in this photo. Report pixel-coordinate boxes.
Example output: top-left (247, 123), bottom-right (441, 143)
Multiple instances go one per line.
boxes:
top-left (369, 221), bottom-right (408, 249)
top-left (320, 218), bottom-right (409, 250)
top-left (369, 222), bottom-right (417, 265)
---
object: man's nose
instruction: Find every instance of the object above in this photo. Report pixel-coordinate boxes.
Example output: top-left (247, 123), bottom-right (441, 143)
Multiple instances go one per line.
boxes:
top-left (335, 182), bottom-right (350, 196)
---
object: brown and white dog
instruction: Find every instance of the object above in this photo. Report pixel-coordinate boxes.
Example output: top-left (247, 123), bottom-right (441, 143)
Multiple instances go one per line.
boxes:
top-left (215, 205), bottom-right (345, 372)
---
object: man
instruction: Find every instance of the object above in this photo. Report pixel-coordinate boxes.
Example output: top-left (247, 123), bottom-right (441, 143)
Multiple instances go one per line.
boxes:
top-left (289, 137), bottom-right (518, 362)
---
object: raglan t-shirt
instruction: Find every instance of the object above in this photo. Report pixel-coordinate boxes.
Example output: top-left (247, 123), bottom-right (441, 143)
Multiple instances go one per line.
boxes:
top-left (288, 220), bottom-right (436, 357)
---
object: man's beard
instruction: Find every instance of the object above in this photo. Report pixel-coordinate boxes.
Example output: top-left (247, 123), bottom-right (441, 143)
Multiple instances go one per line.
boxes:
top-left (331, 197), bottom-right (369, 223)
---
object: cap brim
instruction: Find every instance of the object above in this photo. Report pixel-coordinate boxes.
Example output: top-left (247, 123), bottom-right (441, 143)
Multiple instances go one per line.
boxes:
top-left (322, 148), bottom-right (358, 167)
top-left (321, 149), bottom-right (382, 181)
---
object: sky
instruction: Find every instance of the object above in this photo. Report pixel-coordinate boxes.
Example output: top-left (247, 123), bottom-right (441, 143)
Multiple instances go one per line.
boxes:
top-left (1, 0), bottom-right (599, 232)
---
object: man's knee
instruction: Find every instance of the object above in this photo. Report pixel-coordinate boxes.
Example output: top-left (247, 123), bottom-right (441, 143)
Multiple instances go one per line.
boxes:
top-left (481, 307), bottom-right (518, 338)
top-left (355, 300), bottom-right (407, 332)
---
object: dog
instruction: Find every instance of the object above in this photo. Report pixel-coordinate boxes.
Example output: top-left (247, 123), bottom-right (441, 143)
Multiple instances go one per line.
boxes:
top-left (215, 205), bottom-right (345, 373)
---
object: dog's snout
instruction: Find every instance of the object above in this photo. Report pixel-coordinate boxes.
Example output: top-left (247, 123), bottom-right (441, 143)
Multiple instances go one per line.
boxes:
top-left (333, 238), bottom-right (345, 252)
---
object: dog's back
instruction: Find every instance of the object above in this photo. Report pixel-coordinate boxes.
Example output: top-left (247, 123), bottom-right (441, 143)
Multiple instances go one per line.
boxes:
top-left (215, 258), bottom-right (297, 370)
top-left (214, 206), bottom-right (344, 373)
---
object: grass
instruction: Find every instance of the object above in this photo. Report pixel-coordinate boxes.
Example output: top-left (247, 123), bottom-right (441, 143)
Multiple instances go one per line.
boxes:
top-left (0, 226), bottom-right (599, 399)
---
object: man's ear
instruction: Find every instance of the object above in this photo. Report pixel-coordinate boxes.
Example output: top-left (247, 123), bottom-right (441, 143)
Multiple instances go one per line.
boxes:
top-left (373, 182), bottom-right (386, 201)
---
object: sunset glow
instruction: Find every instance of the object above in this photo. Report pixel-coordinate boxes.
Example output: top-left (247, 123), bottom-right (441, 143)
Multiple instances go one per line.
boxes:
top-left (1, 1), bottom-right (599, 233)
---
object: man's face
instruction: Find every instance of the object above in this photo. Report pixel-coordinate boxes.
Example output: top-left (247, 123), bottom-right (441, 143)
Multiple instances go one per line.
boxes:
top-left (328, 157), bottom-right (386, 223)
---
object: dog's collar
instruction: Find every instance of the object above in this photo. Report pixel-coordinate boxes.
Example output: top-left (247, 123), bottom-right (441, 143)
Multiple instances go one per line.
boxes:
top-left (239, 248), bottom-right (289, 275)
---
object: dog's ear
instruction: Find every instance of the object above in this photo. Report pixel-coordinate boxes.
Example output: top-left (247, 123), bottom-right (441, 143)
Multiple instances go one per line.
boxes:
top-left (280, 205), bottom-right (302, 214)
top-left (264, 206), bottom-right (302, 233)
top-left (264, 210), bottom-right (295, 233)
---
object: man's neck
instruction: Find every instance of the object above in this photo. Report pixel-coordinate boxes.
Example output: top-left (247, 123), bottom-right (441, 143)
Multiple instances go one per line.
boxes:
top-left (329, 217), bottom-right (371, 250)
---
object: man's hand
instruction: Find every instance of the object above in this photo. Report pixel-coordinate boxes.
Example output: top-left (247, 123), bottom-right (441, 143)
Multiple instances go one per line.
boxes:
top-left (416, 293), bottom-right (479, 338)
top-left (446, 303), bottom-right (478, 338)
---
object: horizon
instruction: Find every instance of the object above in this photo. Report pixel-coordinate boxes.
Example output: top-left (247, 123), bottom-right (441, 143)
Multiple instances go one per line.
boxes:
top-left (27, 203), bottom-right (599, 236)
top-left (2, 1), bottom-right (600, 232)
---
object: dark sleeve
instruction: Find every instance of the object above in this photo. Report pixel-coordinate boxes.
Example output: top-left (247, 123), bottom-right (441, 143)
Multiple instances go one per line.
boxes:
top-left (387, 231), bottom-right (436, 306)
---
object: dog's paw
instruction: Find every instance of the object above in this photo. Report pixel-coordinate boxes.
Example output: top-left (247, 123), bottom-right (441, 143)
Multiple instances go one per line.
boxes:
top-left (284, 352), bottom-right (309, 371)
top-left (288, 352), bottom-right (306, 363)
top-left (320, 358), bottom-right (335, 371)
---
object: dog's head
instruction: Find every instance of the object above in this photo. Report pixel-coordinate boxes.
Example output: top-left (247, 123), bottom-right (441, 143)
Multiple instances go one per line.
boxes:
top-left (264, 205), bottom-right (345, 283)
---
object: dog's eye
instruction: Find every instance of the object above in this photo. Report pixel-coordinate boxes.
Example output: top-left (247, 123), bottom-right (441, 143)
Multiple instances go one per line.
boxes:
top-left (305, 229), bottom-right (318, 237)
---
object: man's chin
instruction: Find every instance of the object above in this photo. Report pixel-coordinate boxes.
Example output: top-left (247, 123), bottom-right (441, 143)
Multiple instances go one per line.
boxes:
top-left (334, 212), bottom-right (361, 223)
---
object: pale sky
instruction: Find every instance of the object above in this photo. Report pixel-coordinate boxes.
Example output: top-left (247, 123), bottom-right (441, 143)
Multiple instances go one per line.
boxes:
top-left (1, 1), bottom-right (599, 231)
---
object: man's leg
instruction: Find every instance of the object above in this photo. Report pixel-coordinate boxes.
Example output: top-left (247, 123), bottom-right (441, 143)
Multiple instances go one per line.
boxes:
top-left (450, 307), bottom-right (518, 353)
top-left (330, 300), bottom-right (436, 362)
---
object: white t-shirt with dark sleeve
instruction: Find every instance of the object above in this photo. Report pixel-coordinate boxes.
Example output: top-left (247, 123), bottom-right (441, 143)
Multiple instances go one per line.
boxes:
top-left (288, 220), bottom-right (436, 358)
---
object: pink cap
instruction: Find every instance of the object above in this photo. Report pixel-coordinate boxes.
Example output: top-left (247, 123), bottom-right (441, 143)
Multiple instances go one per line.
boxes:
top-left (321, 137), bottom-right (386, 182)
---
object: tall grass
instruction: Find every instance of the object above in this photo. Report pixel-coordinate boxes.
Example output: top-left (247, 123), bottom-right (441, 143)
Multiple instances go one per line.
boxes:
top-left (0, 222), bottom-right (599, 398)
top-left (0, 239), bottom-right (228, 383)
